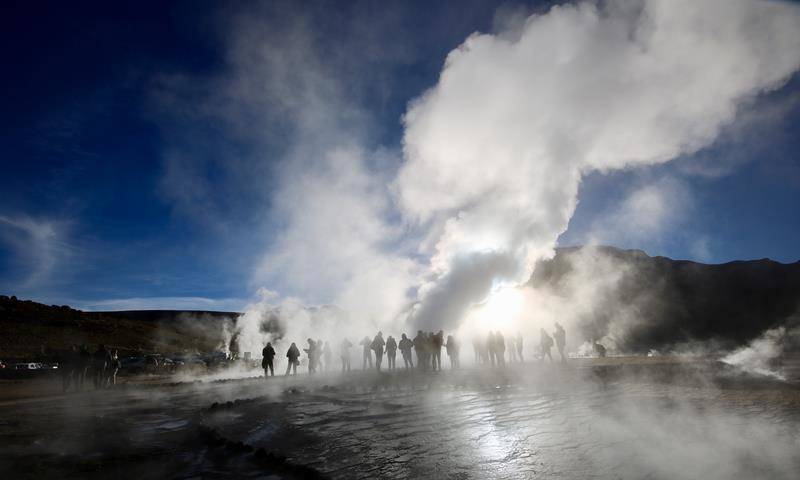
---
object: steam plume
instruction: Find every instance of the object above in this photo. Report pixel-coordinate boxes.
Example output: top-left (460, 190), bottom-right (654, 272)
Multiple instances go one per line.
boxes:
top-left (229, 0), bottom-right (800, 354)
top-left (399, 0), bottom-right (800, 330)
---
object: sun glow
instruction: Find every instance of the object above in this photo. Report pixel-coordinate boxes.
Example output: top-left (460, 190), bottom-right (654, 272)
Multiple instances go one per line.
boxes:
top-left (465, 286), bottom-right (525, 334)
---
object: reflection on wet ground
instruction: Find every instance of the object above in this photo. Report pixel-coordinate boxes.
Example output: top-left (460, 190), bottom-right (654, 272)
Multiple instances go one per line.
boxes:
top-left (1, 359), bottom-right (799, 479)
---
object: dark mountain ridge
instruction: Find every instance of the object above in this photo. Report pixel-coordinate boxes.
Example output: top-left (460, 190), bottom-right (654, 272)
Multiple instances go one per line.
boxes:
top-left (2, 246), bottom-right (799, 358)
top-left (531, 246), bottom-right (800, 352)
top-left (0, 296), bottom-right (240, 359)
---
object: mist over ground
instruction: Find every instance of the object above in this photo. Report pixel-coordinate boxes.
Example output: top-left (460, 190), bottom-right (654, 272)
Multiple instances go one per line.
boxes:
top-left (2, 0), bottom-right (800, 479)
top-left (2, 357), bottom-right (799, 479)
top-left (200, 0), bottom-right (800, 366)
top-left (219, 246), bottom-right (800, 381)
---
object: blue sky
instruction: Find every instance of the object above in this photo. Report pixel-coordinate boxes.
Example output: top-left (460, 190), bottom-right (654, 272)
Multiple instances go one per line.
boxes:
top-left (1, 0), bottom-right (798, 311)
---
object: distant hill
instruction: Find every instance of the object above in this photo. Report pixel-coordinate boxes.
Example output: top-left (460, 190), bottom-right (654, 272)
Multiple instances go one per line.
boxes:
top-left (3, 246), bottom-right (799, 359)
top-left (0, 296), bottom-right (240, 360)
top-left (531, 246), bottom-right (800, 352)
top-left (89, 309), bottom-right (238, 322)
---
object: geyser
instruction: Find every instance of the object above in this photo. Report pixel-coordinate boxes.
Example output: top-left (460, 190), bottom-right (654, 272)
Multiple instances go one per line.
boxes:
top-left (235, 0), bottom-right (800, 356)
top-left (399, 0), bottom-right (800, 330)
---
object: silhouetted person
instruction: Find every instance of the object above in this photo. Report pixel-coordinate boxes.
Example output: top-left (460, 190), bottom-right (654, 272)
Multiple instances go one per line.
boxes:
top-left (360, 336), bottom-right (373, 370)
top-left (472, 337), bottom-right (481, 364)
top-left (322, 341), bottom-right (332, 372)
top-left (262, 342), bottom-right (276, 377)
top-left (60, 345), bottom-right (79, 392)
top-left (304, 339), bottom-right (317, 374)
top-left (93, 344), bottom-right (110, 389)
top-left (516, 332), bottom-right (524, 363)
top-left (540, 329), bottom-right (554, 362)
top-left (432, 330), bottom-right (444, 371)
top-left (553, 323), bottom-right (566, 362)
top-left (487, 332), bottom-right (496, 366)
top-left (386, 335), bottom-right (397, 371)
top-left (474, 336), bottom-right (489, 365)
top-left (229, 333), bottom-right (240, 360)
top-left (286, 342), bottom-right (300, 375)
top-left (509, 337), bottom-right (519, 363)
top-left (421, 332), bottom-right (433, 371)
top-left (108, 350), bottom-right (120, 386)
top-left (371, 332), bottom-right (385, 371)
top-left (495, 332), bottom-right (506, 366)
top-left (428, 332), bottom-right (437, 370)
top-left (594, 341), bottom-right (607, 358)
top-left (445, 335), bottom-right (460, 369)
top-left (78, 345), bottom-right (92, 390)
top-left (339, 338), bottom-right (353, 371)
top-left (399, 333), bottom-right (414, 369)
top-left (412, 331), bottom-right (425, 370)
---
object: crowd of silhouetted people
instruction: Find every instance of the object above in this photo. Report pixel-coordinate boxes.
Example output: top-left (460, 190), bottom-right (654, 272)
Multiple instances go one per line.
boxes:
top-left (261, 323), bottom-right (569, 377)
top-left (49, 326), bottom-right (571, 388)
top-left (58, 344), bottom-right (120, 392)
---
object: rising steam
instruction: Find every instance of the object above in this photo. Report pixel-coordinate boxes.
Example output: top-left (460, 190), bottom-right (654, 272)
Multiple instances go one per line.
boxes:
top-left (231, 0), bottom-right (800, 357)
top-left (399, 0), bottom-right (800, 329)
top-left (722, 325), bottom-right (798, 380)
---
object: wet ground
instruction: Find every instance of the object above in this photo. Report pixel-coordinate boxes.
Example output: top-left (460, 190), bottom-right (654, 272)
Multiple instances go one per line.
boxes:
top-left (1, 357), bottom-right (798, 479)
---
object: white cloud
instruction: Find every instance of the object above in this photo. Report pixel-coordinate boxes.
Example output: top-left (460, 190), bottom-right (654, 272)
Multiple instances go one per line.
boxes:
top-left (0, 214), bottom-right (71, 289)
top-left (77, 296), bottom-right (249, 312)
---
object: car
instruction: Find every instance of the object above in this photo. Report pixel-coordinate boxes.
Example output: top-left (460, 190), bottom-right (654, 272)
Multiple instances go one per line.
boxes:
top-left (160, 357), bottom-right (177, 372)
top-left (169, 358), bottom-right (185, 367)
top-left (144, 354), bottom-right (161, 372)
top-left (202, 351), bottom-right (229, 370)
top-left (13, 362), bottom-right (44, 370)
top-left (170, 354), bottom-right (207, 372)
top-left (120, 356), bottom-right (147, 373)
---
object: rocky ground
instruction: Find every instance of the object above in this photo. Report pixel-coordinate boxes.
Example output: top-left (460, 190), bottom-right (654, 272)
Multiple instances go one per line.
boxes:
top-left (1, 357), bottom-right (798, 479)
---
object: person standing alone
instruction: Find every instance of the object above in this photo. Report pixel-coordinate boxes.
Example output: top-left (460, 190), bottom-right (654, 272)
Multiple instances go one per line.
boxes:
top-left (360, 336), bottom-right (373, 370)
top-left (371, 332), bottom-right (386, 371)
top-left (399, 333), bottom-right (414, 369)
top-left (554, 323), bottom-right (566, 363)
top-left (339, 338), bottom-right (353, 372)
top-left (540, 329), bottom-right (554, 362)
top-left (262, 342), bottom-right (276, 377)
top-left (286, 343), bottom-right (300, 375)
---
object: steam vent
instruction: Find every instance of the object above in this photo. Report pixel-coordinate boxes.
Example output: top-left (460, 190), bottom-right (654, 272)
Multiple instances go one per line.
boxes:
top-left (2, 1), bottom-right (799, 478)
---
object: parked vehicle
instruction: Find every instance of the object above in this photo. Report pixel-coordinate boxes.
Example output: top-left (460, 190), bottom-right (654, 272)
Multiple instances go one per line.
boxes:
top-left (203, 351), bottom-right (229, 370)
top-left (171, 354), bottom-right (207, 372)
top-left (160, 357), bottom-right (177, 372)
top-left (14, 362), bottom-right (44, 370)
top-left (144, 354), bottom-right (161, 373)
top-left (120, 356), bottom-right (147, 373)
